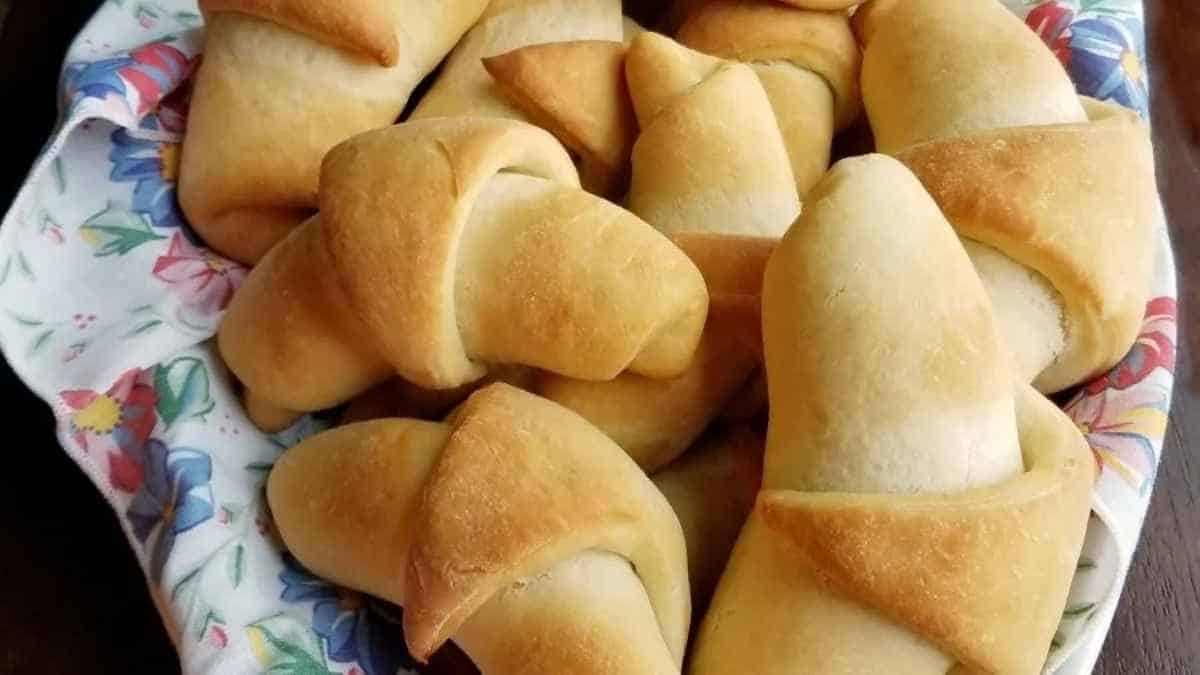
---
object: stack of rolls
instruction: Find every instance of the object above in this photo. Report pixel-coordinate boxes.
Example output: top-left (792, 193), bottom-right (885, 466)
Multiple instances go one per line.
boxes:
top-left (169, 0), bottom-right (1160, 672)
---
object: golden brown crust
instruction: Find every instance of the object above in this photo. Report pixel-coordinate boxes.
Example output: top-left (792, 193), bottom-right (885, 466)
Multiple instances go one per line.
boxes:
top-left (535, 315), bottom-right (760, 472)
top-left (221, 118), bottom-right (709, 429)
top-left (269, 384), bottom-right (691, 673)
top-left (483, 40), bottom-right (637, 198)
top-left (200, 0), bottom-right (400, 65)
top-left (267, 418), bottom-right (452, 606)
top-left (179, 3), bottom-right (487, 263)
top-left (671, 231), bottom-right (774, 359)
top-left (531, 231), bottom-right (771, 471)
top-left (455, 552), bottom-right (681, 675)
top-left (670, 232), bottom-right (775, 300)
top-left (676, 0), bottom-right (862, 130)
top-left (402, 384), bottom-right (691, 663)
top-left (691, 156), bottom-right (1090, 674)
top-left (340, 366), bottom-right (536, 424)
top-left (759, 383), bottom-right (1094, 674)
top-left (410, 0), bottom-right (625, 122)
top-left (777, 0), bottom-right (860, 8)
top-left (317, 118), bottom-right (569, 389)
top-left (625, 32), bottom-right (800, 237)
top-left (242, 389), bottom-right (302, 433)
top-left (856, 0), bottom-right (1086, 153)
top-left (761, 154), bottom-right (1023, 494)
top-left (182, 205), bottom-right (313, 266)
top-left (896, 100), bottom-right (1158, 392)
top-left (320, 117), bottom-right (708, 389)
top-left (217, 216), bottom-right (392, 421)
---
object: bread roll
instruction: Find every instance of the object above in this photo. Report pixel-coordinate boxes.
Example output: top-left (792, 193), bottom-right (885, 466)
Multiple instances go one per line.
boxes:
top-left (527, 35), bottom-right (785, 471)
top-left (340, 366), bottom-right (537, 424)
top-left (483, 40), bottom-right (637, 198)
top-left (857, 0), bottom-right (1158, 392)
top-left (855, 0), bottom-right (1087, 153)
top-left (534, 233), bottom-right (770, 471)
top-left (410, 0), bottom-right (624, 121)
top-left (896, 99), bottom-right (1158, 393)
top-left (268, 383), bottom-right (690, 673)
top-left (178, 0), bottom-right (486, 263)
top-left (676, 0), bottom-right (861, 195)
top-left (689, 154), bottom-right (1093, 675)
top-left (625, 31), bottom-right (799, 237)
top-left (218, 118), bottom-right (708, 431)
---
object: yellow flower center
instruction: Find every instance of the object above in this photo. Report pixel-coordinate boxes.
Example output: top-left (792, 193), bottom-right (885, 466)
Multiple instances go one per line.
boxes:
top-left (73, 394), bottom-right (122, 434)
top-left (1120, 50), bottom-right (1142, 84)
top-left (247, 626), bottom-right (271, 666)
top-left (159, 143), bottom-right (181, 182)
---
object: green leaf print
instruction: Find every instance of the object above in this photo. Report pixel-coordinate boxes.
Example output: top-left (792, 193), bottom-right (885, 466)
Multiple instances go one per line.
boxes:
top-left (174, 10), bottom-right (202, 26)
top-left (172, 538), bottom-right (247, 641)
top-left (1062, 602), bottom-right (1097, 619)
top-left (153, 356), bottom-right (215, 428)
top-left (16, 251), bottom-right (34, 281)
top-left (27, 329), bottom-right (54, 356)
top-left (226, 542), bottom-right (245, 588)
top-left (134, 3), bottom-right (162, 24)
top-left (5, 310), bottom-right (42, 327)
top-left (122, 319), bottom-right (163, 338)
top-left (52, 157), bottom-right (66, 194)
top-left (171, 566), bottom-right (218, 639)
top-left (247, 615), bottom-right (335, 675)
top-left (0, 253), bottom-right (31, 286)
top-left (79, 207), bottom-right (166, 257)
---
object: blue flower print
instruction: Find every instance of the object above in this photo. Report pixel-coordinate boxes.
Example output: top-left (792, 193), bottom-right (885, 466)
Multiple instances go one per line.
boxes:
top-left (109, 127), bottom-right (187, 231)
top-left (62, 42), bottom-right (193, 119)
top-left (280, 554), bottom-right (414, 675)
top-left (126, 440), bottom-right (214, 582)
top-left (1066, 14), bottom-right (1148, 114)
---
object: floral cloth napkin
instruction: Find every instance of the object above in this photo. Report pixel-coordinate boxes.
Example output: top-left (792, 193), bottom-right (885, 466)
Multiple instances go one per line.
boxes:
top-left (0, 1), bottom-right (1175, 674)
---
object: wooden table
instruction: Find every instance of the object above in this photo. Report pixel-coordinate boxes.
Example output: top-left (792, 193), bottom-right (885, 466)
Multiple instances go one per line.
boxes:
top-left (0, 1), bottom-right (1195, 673)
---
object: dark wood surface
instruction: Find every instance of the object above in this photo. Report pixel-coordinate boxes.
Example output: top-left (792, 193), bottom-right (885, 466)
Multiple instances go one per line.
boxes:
top-left (0, 1), bottom-right (1195, 673)
top-left (1097, 1), bottom-right (1200, 673)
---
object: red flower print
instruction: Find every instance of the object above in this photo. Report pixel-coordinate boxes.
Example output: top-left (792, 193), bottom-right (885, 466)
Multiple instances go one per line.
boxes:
top-left (153, 232), bottom-right (249, 319)
top-left (1026, 1), bottom-right (1075, 66)
top-left (1084, 297), bottom-right (1176, 395)
top-left (108, 450), bottom-right (146, 493)
top-left (120, 43), bottom-right (195, 115)
top-left (207, 624), bottom-right (229, 649)
top-left (58, 369), bottom-right (158, 492)
top-left (1066, 383), bottom-right (1168, 495)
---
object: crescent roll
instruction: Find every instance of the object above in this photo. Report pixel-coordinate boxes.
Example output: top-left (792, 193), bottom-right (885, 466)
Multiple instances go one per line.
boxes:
top-left (269, 383), bottom-right (690, 673)
top-left (689, 154), bottom-right (1093, 675)
top-left (409, 0), bottom-right (625, 121)
top-left (857, 0), bottom-right (1158, 392)
top-left (675, 0), bottom-right (861, 195)
top-left (218, 118), bottom-right (708, 431)
top-left (179, 0), bottom-right (486, 263)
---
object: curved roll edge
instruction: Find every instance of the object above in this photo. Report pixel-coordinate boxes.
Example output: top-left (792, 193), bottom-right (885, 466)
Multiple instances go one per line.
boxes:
top-left (757, 382), bottom-right (1095, 674)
